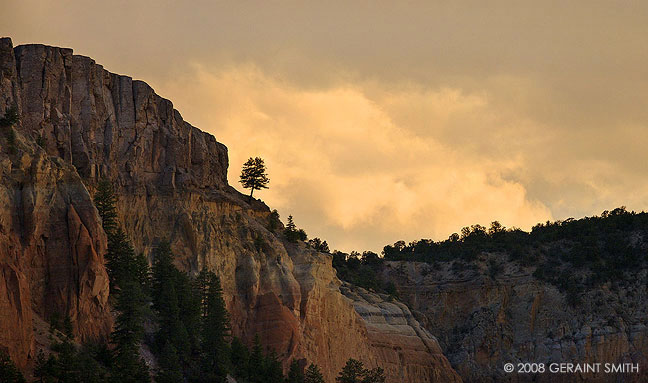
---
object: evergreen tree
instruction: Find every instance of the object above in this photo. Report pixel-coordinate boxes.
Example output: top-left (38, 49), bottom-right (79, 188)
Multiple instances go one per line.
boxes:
top-left (78, 343), bottom-right (112, 383)
top-left (239, 157), bottom-right (270, 202)
top-left (230, 336), bottom-right (250, 380)
top-left (62, 315), bottom-right (74, 339)
top-left (248, 335), bottom-right (264, 383)
top-left (175, 271), bottom-right (202, 357)
top-left (286, 215), bottom-right (296, 232)
top-left (308, 238), bottom-right (330, 253)
top-left (286, 359), bottom-right (305, 383)
top-left (267, 209), bottom-right (282, 233)
top-left (156, 342), bottom-right (183, 383)
top-left (264, 350), bottom-right (284, 383)
top-left (34, 350), bottom-right (53, 382)
top-left (106, 228), bottom-right (149, 292)
top-left (107, 233), bottom-right (150, 382)
top-left (0, 106), bottom-right (19, 127)
top-left (92, 176), bottom-right (149, 382)
top-left (336, 359), bottom-right (385, 383)
top-left (48, 312), bottom-right (74, 337)
top-left (0, 351), bottom-right (25, 383)
top-left (362, 367), bottom-right (386, 383)
top-left (133, 251), bottom-right (151, 295)
top-left (337, 359), bottom-right (365, 383)
top-left (194, 269), bottom-right (211, 316)
top-left (49, 336), bottom-right (80, 382)
top-left (304, 364), bottom-right (325, 383)
top-left (152, 242), bottom-right (188, 356)
top-left (76, 351), bottom-right (110, 383)
top-left (196, 269), bottom-right (231, 382)
top-left (283, 215), bottom-right (308, 242)
top-left (111, 344), bottom-right (150, 383)
top-left (151, 245), bottom-right (236, 383)
top-left (285, 215), bottom-right (299, 242)
top-left (242, 337), bottom-right (288, 383)
top-left (94, 179), bottom-right (118, 236)
top-left (111, 279), bottom-right (150, 383)
top-left (95, 179), bottom-right (149, 292)
top-left (32, 341), bottom-right (111, 383)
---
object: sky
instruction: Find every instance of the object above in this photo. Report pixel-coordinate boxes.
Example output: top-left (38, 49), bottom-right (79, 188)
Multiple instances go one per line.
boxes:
top-left (2, 1), bottom-right (648, 252)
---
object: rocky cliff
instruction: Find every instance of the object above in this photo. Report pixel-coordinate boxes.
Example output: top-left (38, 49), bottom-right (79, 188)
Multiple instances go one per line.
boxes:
top-left (0, 37), bottom-right (460, 382)
top-left (340, 283), bottom-right (460, 382)
top-left (0, 37), bottom-right (112, 369)
top-left (381, 256), bottom-right (648, 382)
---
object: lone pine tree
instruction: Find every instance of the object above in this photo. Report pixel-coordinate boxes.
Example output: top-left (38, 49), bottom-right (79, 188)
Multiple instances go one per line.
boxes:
top-left (240, 157), bottom-right (269, 202)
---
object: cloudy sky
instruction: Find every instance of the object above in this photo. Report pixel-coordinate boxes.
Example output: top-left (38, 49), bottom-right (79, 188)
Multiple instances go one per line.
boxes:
top-left (3, 1), bottom-right (648, 251)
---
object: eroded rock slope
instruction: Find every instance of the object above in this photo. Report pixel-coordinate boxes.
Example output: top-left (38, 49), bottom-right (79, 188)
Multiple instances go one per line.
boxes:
top-left (0, 37), bottom-right (460, 382)
top-left (382, 257), bottom-right (648, 382)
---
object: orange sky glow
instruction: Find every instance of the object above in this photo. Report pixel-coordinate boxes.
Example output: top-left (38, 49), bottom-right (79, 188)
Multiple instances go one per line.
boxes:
top-left (3, 1), bottom-right (648, 251)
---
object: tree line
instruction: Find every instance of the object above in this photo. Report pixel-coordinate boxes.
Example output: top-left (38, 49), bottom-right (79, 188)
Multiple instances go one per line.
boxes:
top-left (379, 207), bottom-right (648, 303)
top-left (322, 207), bottom-right (648, 307)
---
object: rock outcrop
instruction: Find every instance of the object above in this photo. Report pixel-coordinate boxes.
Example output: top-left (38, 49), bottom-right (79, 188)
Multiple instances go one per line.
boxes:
top-left (0, 37), bottom-right (460, 382)
top-left (0, 39), bottom-right (112, 368)
top-left (340, 283), bottom-right (461, 382)
top-left (381, 257), bottom-right (648, 382)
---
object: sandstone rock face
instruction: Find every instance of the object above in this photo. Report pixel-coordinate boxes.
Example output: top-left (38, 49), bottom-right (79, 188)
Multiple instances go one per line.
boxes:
top-left (12, 42), bottom-right (228, 192)
top-left (382, 258), bottom-right (648, 382)
top-left (0, 37), bottom-right (460, 382)
top-left (0, 39), bottom-right (112, 367)
top-left (340, 283), bottom-right (462, 382)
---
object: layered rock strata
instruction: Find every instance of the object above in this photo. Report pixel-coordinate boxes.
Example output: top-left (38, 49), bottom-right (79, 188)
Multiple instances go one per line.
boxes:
top-left (382, 258), bottom-right (648, 382)
top-left (0, 37), bottom-right (460, 382)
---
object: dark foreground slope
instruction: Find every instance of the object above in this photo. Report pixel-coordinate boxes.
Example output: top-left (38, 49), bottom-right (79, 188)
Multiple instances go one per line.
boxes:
top-left (0, 37), bottom-right (460, 383)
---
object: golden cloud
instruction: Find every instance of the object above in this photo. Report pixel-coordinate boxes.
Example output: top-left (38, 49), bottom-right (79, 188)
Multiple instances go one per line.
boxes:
top-left (158, 65), bottom-right (553, 251)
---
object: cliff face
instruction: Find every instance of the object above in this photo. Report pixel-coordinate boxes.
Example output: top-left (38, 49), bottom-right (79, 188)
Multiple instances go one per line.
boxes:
top-left (381, 258), bottom-right (648, 382)
top-left (0, 38), bottom-right (460, 382)
top-left (0, 39), bottom-right (112, 367)
top-left (340, 283), bottom-right (461, 382)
